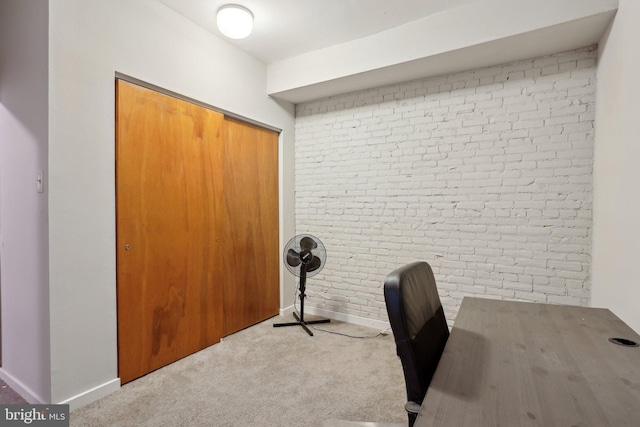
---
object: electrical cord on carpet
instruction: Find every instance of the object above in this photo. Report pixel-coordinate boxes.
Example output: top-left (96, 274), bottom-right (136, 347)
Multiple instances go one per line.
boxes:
top-left (292, 288), bottom-right (391, 339)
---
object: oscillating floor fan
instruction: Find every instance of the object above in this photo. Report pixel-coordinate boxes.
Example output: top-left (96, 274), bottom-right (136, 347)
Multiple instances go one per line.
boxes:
top-left (273, 234), bottom-right (330, 336)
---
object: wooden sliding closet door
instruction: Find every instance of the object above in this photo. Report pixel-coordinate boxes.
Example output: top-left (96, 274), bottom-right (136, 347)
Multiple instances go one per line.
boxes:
top-left (116, 80), bottom-right (224, 384)
top-left (116, 80), bottom-right (280, 384)
top-left (218, 118), bottom-right (279, 336)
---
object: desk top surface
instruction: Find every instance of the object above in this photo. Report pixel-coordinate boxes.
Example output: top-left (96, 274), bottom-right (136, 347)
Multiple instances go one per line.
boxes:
top-left (415, 297), bottom-right (640, 427)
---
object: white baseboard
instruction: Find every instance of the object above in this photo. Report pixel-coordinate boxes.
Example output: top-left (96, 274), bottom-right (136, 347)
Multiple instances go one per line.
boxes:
top-left (59, 378), bottom-right (121, 411)
top-left (0, 369), bottom-right (120, 410)
top-left (277, 305), bottom-right (390, 331)
top-left (0, 368), bottom-right (46, 404)
top-left (279, 305), bottom-right (295, 316)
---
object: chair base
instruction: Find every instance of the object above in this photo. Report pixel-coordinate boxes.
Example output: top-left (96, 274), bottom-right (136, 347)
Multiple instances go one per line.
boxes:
top-left (273, 312), bottom-right (330, 336)
top-left (408, 412), bottom-right (417, 427)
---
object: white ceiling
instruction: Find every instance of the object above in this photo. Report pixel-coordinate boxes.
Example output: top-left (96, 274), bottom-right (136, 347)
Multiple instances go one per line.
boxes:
top-left (157, 0), bottom-right (618, 103)
top-left (158, 0), bottom-right (476, 64)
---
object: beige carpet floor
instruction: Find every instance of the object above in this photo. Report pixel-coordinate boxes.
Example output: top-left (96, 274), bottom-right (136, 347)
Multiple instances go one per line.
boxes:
top-left (71, 316), bottom-right (407, 427)
top-left (0, 378), bottom-right (28, 404)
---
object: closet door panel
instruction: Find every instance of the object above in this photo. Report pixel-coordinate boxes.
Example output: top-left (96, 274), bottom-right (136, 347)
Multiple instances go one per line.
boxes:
top-left (116, 80), bottom-right (224, 384)
top-left (218, 117), bottom-right (280, 335)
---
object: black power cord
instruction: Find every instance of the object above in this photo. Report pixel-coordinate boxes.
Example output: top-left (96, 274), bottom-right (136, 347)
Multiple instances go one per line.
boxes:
top-left (291, 287), bottom-right (391, 339)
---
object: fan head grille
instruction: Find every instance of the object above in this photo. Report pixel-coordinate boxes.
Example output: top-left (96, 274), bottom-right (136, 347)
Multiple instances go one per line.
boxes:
top-left (283, 234), bottom-right (326, 277)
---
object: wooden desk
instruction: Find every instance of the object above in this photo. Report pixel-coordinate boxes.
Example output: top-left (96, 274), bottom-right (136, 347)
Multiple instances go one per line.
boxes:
top-left (415, 297), bottom-right (640, 427)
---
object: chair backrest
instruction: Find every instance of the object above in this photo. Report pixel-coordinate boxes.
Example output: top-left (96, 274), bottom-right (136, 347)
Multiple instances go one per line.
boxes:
top-left (384, 261), bottom-right (449, 407)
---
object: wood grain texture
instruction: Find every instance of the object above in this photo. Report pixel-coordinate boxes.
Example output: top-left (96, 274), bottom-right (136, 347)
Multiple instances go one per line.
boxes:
top-left (217, 117), bottom-right (279, 336)
top-left (117, 81), bottom-right (223, 383)
top-left (415, 297), bottom-right (640, 427)
top-left (116, 80), bottom-right (280, 383)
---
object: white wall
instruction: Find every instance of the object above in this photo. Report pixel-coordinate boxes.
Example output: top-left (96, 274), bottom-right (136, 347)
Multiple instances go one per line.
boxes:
top-left (592, 0), bottom-right (640, 332)
top-left (296, 48), bottom-right (596, 323)
top-left (0, 0), bottom-right (51, 403)
top-left (48, 0), bottom-right (295, 407)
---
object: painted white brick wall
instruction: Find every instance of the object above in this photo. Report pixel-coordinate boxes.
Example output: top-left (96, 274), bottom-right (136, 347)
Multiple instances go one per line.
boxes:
top-left (294, 47), bottom-right (596, 323)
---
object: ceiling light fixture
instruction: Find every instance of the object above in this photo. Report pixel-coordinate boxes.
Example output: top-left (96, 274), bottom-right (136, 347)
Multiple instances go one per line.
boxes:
top-left (216, 4), bottom-right (253, 40)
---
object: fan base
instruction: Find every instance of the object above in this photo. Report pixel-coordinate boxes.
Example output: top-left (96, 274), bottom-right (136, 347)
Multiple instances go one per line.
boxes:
top-left (273, 312), bottom-right (330, 336)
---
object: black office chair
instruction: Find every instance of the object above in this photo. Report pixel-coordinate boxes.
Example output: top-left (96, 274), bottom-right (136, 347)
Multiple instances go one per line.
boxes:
top-left (383, 261), bottom-right (449, 427)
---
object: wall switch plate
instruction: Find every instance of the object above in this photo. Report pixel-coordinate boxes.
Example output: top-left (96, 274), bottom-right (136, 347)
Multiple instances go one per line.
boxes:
top-left (37, 170), bottom-right (44, 193)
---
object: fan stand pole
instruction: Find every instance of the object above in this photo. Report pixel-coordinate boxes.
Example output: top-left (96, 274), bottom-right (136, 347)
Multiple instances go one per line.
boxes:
top-left (273, 266), bottom-right (330, 336)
